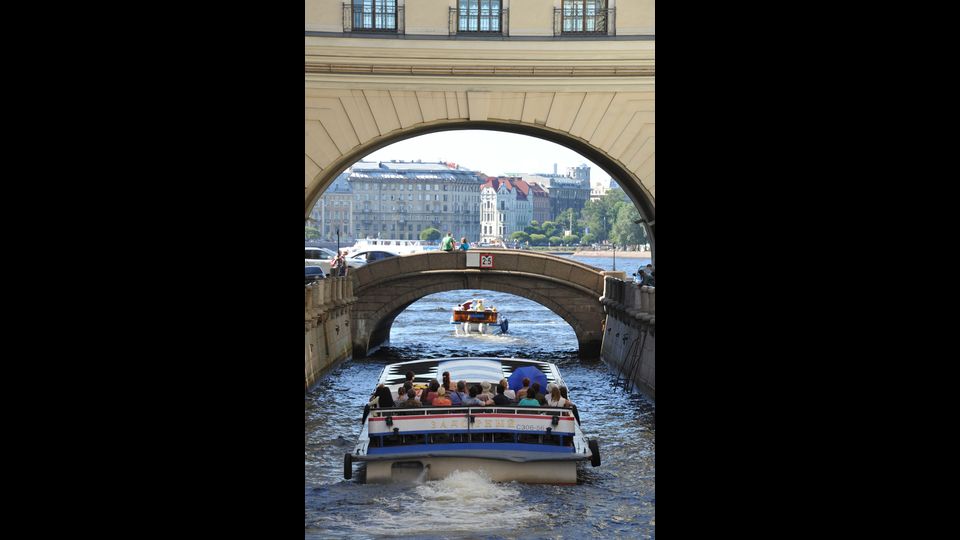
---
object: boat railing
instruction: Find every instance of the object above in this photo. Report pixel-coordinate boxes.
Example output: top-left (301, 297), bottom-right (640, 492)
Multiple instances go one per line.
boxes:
top-left (365, 405), bottom-right (579, 449)
top-left (369, 405), bottom-right (573, 416)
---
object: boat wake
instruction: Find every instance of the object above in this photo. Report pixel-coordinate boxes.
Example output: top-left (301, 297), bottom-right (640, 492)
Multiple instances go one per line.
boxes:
top-left (335, 471), bottom-right (543, 537)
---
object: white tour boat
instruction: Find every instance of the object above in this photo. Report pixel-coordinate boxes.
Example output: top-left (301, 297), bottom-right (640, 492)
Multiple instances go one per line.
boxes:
top-left (450, 298), bottom-right (508, 335)
top-left (347, 238), bottom-right (434, 255)
top-left (344, 357), bottom-right (601, 484)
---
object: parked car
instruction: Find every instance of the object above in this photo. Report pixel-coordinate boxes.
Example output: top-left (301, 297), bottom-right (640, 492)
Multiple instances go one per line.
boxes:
top-left (348, 250), bottom-right (398, 264)
top-left (305, 247), bottom-right (366, 273)
top-left (305, 266), bottom-right (326, 284)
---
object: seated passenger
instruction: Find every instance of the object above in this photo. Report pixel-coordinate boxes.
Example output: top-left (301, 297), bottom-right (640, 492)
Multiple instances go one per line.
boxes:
top-left (546, 385), bottom-right (572, 408)
top-left (461, 385), bottom-right (486, 406)
top-left (442, 371), bottom-right (456, 392)
top-left (370, 384), bottom-right (395, 408)
top-left (499, 379), bottom-right (516, 401)
top-left (402, 381), bottom-right (420, 402)
top-left (449, 380), bottom-right (468, 405)
top-left (518, 392), bottom-right (541, 407)
top-left (478, 381), bottom-right (496, 403)
top-left (492, 383), bottom-right (514, 405)
top-left (516, 377), bottom-right (531, 400)
top-left (421, 380), bottom-right (440, 406)
top-left (397, 389), bottom-right (422, 408)
top-left (558, 385), bottom-right (575, 407)
top-left (431, 386), bottom-right (452, 406)
top-left (527, 382), bottom-right (545, 405)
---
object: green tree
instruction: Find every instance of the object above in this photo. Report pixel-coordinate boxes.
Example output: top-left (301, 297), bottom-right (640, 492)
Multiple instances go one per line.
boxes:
top-left (305, 226), bottom-right (321, 240)
top-left (529, 233), bottom-right (547, 246)
top-left (610, 204), bottom-right (648, 248)
top-left (524, 220), bottom-right (541, 235)
top-left (582, 189), bottom-right (629, 242)
top-left (420, 227), bottom-right (442, 241)
top-left (549, 235), bottom-right (562, 246)
top-left (510, 231), bottom-right (530, 244)
top-left (541, 220), bottom-right (558, 239)
top-left (562, 234), bottom-right (579, 246)
top-left (581, 232), bottom-right (596, 245)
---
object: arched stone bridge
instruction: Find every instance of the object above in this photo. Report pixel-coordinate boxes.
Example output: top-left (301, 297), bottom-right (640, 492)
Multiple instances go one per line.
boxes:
top-left (350, 250), bottom-right (607, 359)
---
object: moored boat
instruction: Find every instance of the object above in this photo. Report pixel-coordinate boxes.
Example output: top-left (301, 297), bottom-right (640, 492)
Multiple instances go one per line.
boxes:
top-left (450, 299), bottom-right (508, 334)
top-left (345, 357), bottom-right (600, 484)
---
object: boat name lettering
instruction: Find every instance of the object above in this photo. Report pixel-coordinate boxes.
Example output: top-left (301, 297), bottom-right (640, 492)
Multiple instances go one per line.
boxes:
top-left (515, 423), bottom-right (543, 430)
top-left (430, 419), bottom-right (468, 429)
top-left (480, 418), bottom-right (516, 429)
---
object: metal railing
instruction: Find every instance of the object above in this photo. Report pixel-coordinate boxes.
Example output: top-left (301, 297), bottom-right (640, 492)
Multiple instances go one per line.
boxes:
top-left (554, 6), bottom-right (615, 37)
top-left (449, 7), bottom-right (508, 37)
top-left (343, 3), bottom-right (404, 34)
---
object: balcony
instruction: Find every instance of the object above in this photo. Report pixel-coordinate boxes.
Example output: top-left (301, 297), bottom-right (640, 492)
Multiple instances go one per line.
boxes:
top-left (449, 7), bottom-right (508, 37)
top-left (554, 5), bottom-right (615, 37)
top-left (343, 3), bottom-right (405, 34)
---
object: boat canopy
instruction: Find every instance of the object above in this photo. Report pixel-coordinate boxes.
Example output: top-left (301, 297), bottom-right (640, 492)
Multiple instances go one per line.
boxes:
top-left (437, 359), bottom-right (504, 383)
top-left (376, 357), bottom-right (562, 388)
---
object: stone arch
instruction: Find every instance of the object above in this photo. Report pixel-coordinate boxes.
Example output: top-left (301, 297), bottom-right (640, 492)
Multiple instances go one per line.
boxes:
top-left (350, 251), bottom-right (607, 359)
top-left (305, 91), bottom-right (655, 258)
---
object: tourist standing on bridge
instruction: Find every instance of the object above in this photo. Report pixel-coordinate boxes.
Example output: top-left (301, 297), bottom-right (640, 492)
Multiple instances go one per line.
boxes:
top-left (440, 232), bottom-right (455, 252)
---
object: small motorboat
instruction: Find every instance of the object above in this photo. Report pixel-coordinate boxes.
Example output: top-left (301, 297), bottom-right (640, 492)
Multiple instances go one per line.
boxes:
top-left (451, 298), bottom-right (508, 334)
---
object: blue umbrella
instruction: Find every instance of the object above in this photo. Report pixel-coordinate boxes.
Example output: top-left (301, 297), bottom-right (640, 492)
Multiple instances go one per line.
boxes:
top-left (508, 366), bottom-right (547, 393)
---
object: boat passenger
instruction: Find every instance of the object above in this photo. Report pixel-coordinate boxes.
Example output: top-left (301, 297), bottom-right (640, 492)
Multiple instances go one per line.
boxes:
top-left (476, 299), bottom-right (484, 311)
top-left (528, 382), bottom-right (546, 405)
top-left (461, 386), bottom-right (485, 406)
top-left (431, 386), bottom-right (452, 406)
top-left (442, 371), bottom-right (455, 392)
top-left (558, 386), bottom-right (575, 407)
top-left (492, 383), bottom-right (514, 405)
top-left (546, 385), bottom-right (572, 408)
top-left (516, 377), bottom-right (531, 399)
top-left (449, 381), bottom-right (468, 405)
top-left (405, 370), bottom-right (415, 383)
top-left (518, 392), bottom-right (541, 407)
top-left (402, 381), bottom-right (420, 402)
top-left (478, 381), bottom-right (495, 403)
top-left (421, 380), bottom-right (440, 406)
top-left (397, 389), bottom-right (422, 408)
top-left (499, 379), bottom-right (516, 401)
top-left (371, 384), bottom-right (395, 408)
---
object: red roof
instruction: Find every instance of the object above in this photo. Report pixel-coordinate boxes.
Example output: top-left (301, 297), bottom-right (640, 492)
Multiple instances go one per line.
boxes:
top-left (481, 177), bottom-right (529, 201)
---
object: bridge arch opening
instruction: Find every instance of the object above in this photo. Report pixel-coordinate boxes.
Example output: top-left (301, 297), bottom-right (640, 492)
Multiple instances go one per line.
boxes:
top-left (306, 123), bottom-right (654, 261)
top-left (381, 290), bottom-right (579, 358)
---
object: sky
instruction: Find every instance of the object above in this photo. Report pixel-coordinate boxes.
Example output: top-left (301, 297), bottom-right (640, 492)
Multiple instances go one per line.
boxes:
top-left (360, 130), bottom-right (609, 181)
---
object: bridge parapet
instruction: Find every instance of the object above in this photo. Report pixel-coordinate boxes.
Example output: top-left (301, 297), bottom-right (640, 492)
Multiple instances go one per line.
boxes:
top-left (305, 276), bottom-right (357, 390)
top-left (351, 250), bottom-right (605, 294)
top-left (599, 274), bottom-right (655, 400)
top-left (349, 250), bottom-right (607, 359)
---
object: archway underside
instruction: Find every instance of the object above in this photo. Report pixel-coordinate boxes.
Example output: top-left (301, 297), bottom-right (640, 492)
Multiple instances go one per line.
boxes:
top-left (354, 274), bottom-right (605, 359)
top-left (306, 87), bottom-right (655, 256)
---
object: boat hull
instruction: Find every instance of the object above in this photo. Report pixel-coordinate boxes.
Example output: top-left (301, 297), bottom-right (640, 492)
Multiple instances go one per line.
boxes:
top-left (363, 456), bottom-right (578, 484)
top-left (453, 321), bottom-right (497, 334)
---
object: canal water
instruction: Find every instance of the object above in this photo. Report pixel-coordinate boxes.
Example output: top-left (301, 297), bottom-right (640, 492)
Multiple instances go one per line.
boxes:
top-left (305, 256), bottom-right (655, 539)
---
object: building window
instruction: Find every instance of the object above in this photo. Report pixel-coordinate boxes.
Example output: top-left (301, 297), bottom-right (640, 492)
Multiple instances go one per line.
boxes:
top-left (352, 0), bottom-right (397, 32)
top-left (561, 0), bottom-right (608, 34)
top-left (458, 0), bottom-right (501, 33)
